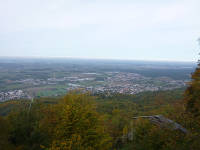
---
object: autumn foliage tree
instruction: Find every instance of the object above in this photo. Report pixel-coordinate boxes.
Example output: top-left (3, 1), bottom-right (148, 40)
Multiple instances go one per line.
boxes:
top-left (46, 92), bottom-right (112, 150)
top-left (184, 38), bottom-right (200, 117)
top-left (0, 92), bottom-right (112, 150)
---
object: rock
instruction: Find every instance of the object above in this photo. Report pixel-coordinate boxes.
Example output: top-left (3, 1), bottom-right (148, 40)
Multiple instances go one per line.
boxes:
top-left (133, 115), bottom-right (188, 134)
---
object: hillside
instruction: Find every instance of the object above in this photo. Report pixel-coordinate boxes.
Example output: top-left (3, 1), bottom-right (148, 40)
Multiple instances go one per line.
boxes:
top-left (0, 87), bottom-right (200, 150)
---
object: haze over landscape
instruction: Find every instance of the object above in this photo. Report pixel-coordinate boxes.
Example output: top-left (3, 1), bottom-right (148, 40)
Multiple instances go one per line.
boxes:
top-left (0, 0), bottom-right (200, 61)
top-left (1, 1), bottom-right (200, 150)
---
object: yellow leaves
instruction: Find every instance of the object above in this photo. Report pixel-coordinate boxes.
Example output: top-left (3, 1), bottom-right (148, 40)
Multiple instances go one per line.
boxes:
top-left (123, 126), bottom-right (128, 136)
top-left (44, 92), bottom-right (112, 150)
top-left (40, 145), bottom-right (45, 149)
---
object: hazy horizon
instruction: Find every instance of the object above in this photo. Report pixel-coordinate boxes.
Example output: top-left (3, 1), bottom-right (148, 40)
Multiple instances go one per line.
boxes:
top-left (0, 56), bottom-right (197, 64)
top-left (0, 0), bottom-right (200, 61)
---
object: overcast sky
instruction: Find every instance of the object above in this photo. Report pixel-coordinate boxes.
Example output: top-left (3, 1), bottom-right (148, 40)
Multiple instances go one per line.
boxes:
top-left (0, 0), bottom-right (199, 61)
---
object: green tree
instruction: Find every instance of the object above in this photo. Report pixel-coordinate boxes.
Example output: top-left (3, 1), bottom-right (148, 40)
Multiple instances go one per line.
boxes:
top-left (184, 38), bottom-right (200, 116)
top-left (0, 116), bottom-right (14, 150)
top-left (7, 101), bottom-right (48, 150)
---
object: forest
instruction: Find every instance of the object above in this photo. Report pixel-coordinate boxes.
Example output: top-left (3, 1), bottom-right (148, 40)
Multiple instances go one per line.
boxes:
top-left (0, 65), bottom-right (200, 150)
top-left (0, 57), bottom-right (200, 150)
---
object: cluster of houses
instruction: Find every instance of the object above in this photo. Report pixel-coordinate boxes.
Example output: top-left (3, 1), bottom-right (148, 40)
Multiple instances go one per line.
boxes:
top-left (0, 90), bottom-right (31, 102)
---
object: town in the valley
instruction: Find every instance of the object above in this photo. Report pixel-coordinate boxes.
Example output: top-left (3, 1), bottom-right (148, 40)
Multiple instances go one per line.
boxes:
top-left (0, 71), bottom-right (187, 101)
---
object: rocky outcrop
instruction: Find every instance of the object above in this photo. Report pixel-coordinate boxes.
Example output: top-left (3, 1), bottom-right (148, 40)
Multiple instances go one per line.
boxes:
top-left (133, 115), bottom-right (188, 134)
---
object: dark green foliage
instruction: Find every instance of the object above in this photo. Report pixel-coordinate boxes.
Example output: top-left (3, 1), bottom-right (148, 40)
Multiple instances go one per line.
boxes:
top-left (184, 39), bottom-right (200, 116)
top-left (7, 101), bottom-right (49, 150)
top-left (184, 64), bottom-right (200, 116)
top-left (0, 116), bottom-right (13, 150)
